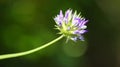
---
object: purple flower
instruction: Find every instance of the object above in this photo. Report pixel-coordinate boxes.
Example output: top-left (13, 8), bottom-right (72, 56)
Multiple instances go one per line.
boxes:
top-left (54, 9), bottom-right (88, 41)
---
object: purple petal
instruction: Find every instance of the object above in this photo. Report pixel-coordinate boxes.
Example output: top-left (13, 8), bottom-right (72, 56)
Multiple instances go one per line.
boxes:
top-left (64, 9), bottom-right (72, 23)
top-left (63, 18), bottom-right (68, 23)
top-left (72, 17), bottom-right (80, 26)
top-left (65, 9), bottom-right (70, 19)
top-left (73, 30), bottom-right (87, 35)
top-left (79, 30), bottom-right (87, 34)
top-left (80, 25), bottom-right (87, 29)
top-left (79, 19), bottom-right (88, 27)
top-left (54, 16), bottom-right (62, 26)
top-left (79, 36), bottom-right (84, 41)
top-left (60, 10), bottom-right (63, 18)
top-left (71, 37), bottom-right (77, 41)
top-left (82, 20), bottom-right (88, 25)
top-left (73, 30), bottom-right (80, 34)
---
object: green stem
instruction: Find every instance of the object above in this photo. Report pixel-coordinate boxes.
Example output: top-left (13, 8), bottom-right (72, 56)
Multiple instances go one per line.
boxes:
top-left (0, 35), bottom-right (64, 60)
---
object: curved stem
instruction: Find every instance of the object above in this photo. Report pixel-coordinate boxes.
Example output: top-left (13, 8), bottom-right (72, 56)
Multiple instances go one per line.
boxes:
top-left (0, 35), bottom-right (64, 60)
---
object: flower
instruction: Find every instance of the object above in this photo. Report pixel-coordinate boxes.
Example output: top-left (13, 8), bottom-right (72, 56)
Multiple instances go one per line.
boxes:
top-left (54, 9), bottom-right (88, 41)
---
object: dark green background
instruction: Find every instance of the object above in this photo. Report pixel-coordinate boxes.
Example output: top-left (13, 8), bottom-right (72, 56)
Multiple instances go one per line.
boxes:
top-left (0, 0), bottom-right (120, 67)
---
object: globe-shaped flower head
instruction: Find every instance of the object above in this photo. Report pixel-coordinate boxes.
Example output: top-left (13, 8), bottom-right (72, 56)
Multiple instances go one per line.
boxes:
top-left (54, 9), bottom-right (88, 41)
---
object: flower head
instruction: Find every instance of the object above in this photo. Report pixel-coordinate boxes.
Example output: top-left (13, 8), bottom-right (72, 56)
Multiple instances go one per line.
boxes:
top-left (54, 9), bottom-right (88, 41)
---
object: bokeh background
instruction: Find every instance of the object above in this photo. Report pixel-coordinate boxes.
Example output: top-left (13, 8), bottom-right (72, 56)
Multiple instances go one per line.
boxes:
top-left (0, 0), bottom-right (120, 67)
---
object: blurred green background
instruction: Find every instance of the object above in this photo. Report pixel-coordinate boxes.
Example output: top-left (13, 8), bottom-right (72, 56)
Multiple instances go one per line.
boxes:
top-left (0, 0), bottom-right (120, 67)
